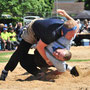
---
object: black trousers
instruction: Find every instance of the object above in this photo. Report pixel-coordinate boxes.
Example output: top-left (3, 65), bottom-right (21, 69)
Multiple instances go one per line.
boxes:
top-left (1, 40), bottom-right (12, 50)
top-left (4, 39), bottom-right (42, 76)
top-left (34, 50), bottom-right (50, 68)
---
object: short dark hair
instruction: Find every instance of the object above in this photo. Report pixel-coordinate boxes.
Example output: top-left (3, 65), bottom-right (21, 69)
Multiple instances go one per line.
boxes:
top-left (64, 50), bottom-right (72, 61)
top-left (64, 20), bottom-right (76, 29)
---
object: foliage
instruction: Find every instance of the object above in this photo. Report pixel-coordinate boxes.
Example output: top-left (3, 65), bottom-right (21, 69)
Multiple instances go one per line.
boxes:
top-left (84, 0), bottom-right (90, 10)
top-left (78, 0), bottom-right (90, 10)
top-left (0, 51), bottom-right (90, 63)
top-left (69, 59), bottom-right (90, 62)
top-left (0, 0), bottom-right (54, 17)
top-left (0, 51), bottom-right (14, 62)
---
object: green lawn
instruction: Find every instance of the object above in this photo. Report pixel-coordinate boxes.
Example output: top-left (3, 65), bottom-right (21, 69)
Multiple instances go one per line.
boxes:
top-left (0, 51), bottom-right (14, 62)
top-left (0, 51), bottom-right (90, 63)
top-left (69, 59), bottom-right (90, 62)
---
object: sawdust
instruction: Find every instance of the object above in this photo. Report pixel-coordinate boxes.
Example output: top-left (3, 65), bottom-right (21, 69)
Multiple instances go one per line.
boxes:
top-left (0, 46), bottom-right (90, 90)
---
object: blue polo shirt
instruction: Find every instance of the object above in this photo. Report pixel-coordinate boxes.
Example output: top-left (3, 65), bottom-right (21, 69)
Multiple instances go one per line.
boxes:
top-left (32, 18), bottom-right (64, 44)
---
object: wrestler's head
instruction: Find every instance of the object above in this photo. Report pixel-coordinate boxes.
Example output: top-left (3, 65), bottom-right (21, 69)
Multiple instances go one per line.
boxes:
top-left (64, 20), bottom-right (76, 29)
top-left (61, 20), bottom-right (77, 35)
top-left (53, 48), bottom-right (72, 61)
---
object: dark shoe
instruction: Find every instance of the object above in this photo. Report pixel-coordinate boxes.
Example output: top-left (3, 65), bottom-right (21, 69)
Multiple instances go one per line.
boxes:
top-left (0, 70), bottom-right (8, 81)
top-left (70, 66), bottom-right (81, 77)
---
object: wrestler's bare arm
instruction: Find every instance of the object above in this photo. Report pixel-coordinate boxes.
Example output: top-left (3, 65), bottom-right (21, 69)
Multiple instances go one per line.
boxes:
top-left (57, 9), bottom-right (74, 21)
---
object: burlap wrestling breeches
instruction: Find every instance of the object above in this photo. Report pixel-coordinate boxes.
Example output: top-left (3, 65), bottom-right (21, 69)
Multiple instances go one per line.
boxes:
top-left (21, 18), bottom-right (43, 44)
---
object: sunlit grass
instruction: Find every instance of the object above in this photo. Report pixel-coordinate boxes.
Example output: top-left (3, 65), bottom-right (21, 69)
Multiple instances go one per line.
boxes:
top-left (0, 51), bottom-right (90, 63)
top-left (69, 59), bottom-right (90, 62)
top-left (0, 51), bottom-right (14, 62)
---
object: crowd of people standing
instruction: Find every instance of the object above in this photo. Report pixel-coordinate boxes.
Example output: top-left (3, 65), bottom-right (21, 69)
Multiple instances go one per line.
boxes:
top-left (76, 19), bottom-right (90, 34)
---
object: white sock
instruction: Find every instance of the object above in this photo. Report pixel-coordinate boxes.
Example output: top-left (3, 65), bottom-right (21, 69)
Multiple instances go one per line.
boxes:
top-left (67, 65), bottom-right (73, 71)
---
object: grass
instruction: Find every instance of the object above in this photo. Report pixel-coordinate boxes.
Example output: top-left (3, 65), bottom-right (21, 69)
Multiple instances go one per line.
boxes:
top-left (0, 51), bottom-right (90, 63)
top-left (69, 59), bottom-right (90, 62)
top-left (0, 51), bottom-right (14, 62)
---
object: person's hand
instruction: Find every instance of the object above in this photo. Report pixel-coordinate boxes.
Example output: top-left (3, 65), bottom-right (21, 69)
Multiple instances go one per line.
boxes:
top-left (3, 40), bottom-right (6, 43)
top-left (57, 9), bottom-right (74, 20)
top-left (57, 9), bottom-right (68, 17)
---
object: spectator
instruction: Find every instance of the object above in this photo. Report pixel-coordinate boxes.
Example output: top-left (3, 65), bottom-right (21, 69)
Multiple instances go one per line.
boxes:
top-left (76, 19), bottom-right (84, 33)
top-left (88, 20), bottom-right (90, 32)
top-left (76, 19), bottom-right (82, 29)
top-left (83, 19), bottom-right (88, 30)
top-left (81, 19), bottom-right (89, 34)
top-left (8, 23), bottom-right (14, 32)
top-left (15, 22), bottom-right (23, 42)
top-left (0, 23), bottom-right (4, 34)
top-left (8, 28), bottom-right (19, 50)
top-left (4, 24), bottom-right (8, 28)
top-left (1, 28), bottom-right (11, 50)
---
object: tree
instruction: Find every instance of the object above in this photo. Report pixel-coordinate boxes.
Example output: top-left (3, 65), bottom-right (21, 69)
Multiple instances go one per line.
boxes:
top-left (0, 0), bottom-right (54, 17)
top-left (85, 0), bottom-right (90, 10)
top-left (77, 0), bottom-right (90, 10)
top-left (0, 0), bottom-right (9, 16)
top-left (25, 0), bottom-right (54, 17)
